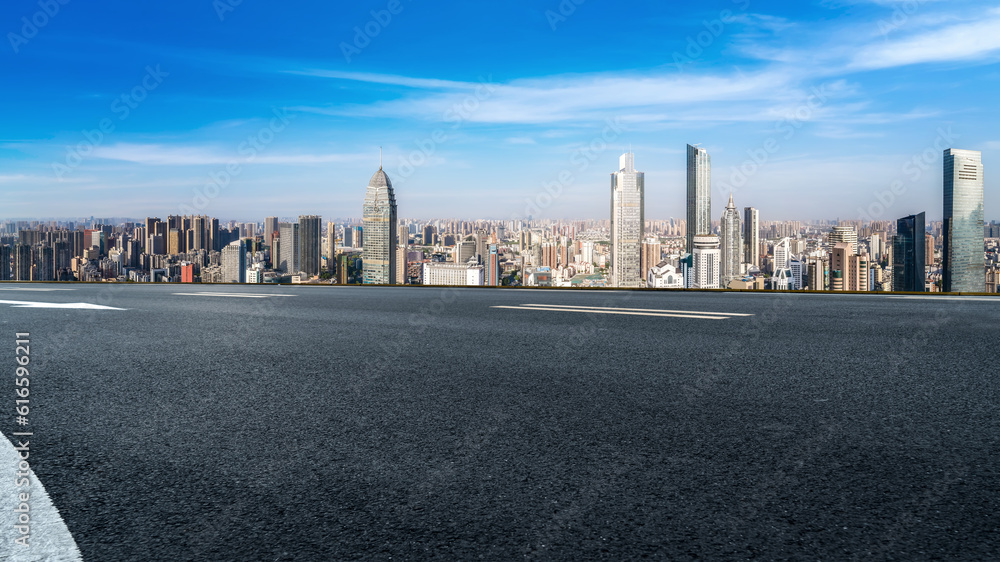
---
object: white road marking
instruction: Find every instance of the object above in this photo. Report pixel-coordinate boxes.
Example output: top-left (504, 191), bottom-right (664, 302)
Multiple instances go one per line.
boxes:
top-left (0, 300), bottom-right (125, 311)
top-left (520, 303), bottom-right (754, 317)
top-left (492, 305), bottom-right (733, 320)
top-left (0, 288), bottom-right (76, 292)
top-left (1, 434), bottom-right (83, 561)
top-left (889, 296), bottom-right (1000, 302)
top-left (172, 293), bottom-right (296, 298)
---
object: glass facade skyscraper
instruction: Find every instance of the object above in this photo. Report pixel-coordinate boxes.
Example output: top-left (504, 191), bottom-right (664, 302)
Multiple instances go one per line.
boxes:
top-left (893, 212), bottom-right (925, 292)
top-left (686, 144), bottom-right (711, 255)
top-left (363, 164), bottom-right (398, 285)
top-left (610, 151), bottom-right (644, 288)
top-left (943, 148), bottom-right (984, 292)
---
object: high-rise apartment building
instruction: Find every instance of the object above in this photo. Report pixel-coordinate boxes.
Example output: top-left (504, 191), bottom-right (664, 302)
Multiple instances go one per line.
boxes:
top-left (298, 215), bottom-right (322, 277)
top-left (774, 238), bottom-right (791, 272)
top-left (396, 224), bottom-right (408, 283)
top-left (720, 194), bottom-right (742, 285)
top-left (943, 148), bottom-right (985, 292)
top-left (830, 243), bottom-right (869, 292)
top-left (326, 221), bottom-right (338, 271)
top-left (222, 240), bottom-right (247, 283)
top-left (363, 163), bottom-right (398, 284)
top-left (486, 243), bottom-right (501, 286)
top-left (610, 151), bottom-right (644, 287)
top-left (692, 234), bottom-right (721, 289)
top-left (743, 207), bottom-right (759, 268)
top-left (0, 245), bottom-right (10, 280)
top-left (893, 212), bottom-right (926, 292)
top-left (13, 245), bottom-right (31, 281)
top-left (352, 226), bottom-right (364, 250)
top-left (640, 237), bottom-right (661, 282)
top-left (686, 144), bottom-right (711, 254)
top-left (264, 217), bottom-right (279, 248)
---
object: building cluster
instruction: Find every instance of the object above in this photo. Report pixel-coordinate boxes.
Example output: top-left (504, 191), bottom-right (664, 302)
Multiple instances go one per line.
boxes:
top-left (0, 149), bottom-right (994, 292)
top-left (610, 146), bottom-right (992, 294)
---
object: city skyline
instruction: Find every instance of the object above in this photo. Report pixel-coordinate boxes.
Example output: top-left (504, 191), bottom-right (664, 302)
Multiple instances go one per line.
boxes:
top-left (2, 1), bottom-right (999, 221)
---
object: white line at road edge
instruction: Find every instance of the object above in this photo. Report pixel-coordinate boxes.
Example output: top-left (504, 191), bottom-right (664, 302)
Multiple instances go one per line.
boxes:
top-left (172, 293), bottom-right (296, 298)
top-left (520, 303), bottom-right (753, 317)
top-left (1, 434), bottom-right (83, 561)
top-left (889, 296), bottom-right (1000, 302)
top-left (492, 306), bottom-right (732, 320)
top-left (0, 288), bottom-right (76, 292)
top-left (0, 300), bottom-right (125, 311)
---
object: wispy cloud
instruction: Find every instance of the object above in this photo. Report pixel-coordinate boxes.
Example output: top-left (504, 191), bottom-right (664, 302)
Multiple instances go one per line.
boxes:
top-left (849, 11), bottom-right (1000, 69)
top-left (92, 144), bottom-right (366, 166)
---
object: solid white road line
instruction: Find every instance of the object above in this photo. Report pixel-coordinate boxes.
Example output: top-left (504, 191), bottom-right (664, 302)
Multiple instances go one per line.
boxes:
top-left (519, 303), bottom-right (754, 317)
top-left (172, 293), bottom-right (296, 298)
top-left (1, 434), bottom-right (83, 561)
top-left (0, 300), bottom-right (125, 311)
top-left (0, 288), bottom-right (76, 292)
top-left (491, 306), bottom-right (732, 320)
top-left (889, 296), bottom-right (1000, 302)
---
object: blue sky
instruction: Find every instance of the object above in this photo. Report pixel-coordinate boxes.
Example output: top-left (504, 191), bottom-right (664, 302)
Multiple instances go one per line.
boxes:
top-left (1, 0), bottom-right (998, 222)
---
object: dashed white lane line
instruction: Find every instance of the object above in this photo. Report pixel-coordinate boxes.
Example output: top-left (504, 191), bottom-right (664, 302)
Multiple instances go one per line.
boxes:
top-left (492, 305), bottom-right (740, 320)
top-left (172, 293), bottom-right (296, 298)
top-left (1, 434), bottom-right (83, 561)
top-left (0, 300), bottom-right (125, 311)
top-left (519, 303), bottom-right (754, 317)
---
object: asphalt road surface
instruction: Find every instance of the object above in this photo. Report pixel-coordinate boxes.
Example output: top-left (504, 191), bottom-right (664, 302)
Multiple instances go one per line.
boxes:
top-left (0, 284), bottom-right (997, 561)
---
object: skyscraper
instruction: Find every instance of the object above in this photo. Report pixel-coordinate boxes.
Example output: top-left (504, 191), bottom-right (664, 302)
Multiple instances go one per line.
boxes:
top-left (720, 194), bottom-right (742, 285)
top-left (610, 151), bottom-right (644, 287)
top-left (278, 222), bottom-right (299, 274)
top-left (298, 215), bottom-right (322, 277)
top-left (363, 162), bottom-right (398, 285)
top-left (893, 212), bottom-right (926, 292)
top-left (686, 144), bottom-right (711, 254)
top-left (743, 207), bottom-right (759, 267)
top-left (943, 148), bottom-right (985, 292)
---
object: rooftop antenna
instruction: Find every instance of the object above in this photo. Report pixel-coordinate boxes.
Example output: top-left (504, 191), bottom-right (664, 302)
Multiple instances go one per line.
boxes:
top-left (379, 146), bottom-right (382, 170)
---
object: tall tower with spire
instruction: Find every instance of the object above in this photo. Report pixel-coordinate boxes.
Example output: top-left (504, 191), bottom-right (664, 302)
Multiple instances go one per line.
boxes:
top-left (720, 193), bottom-right (742, 286)
top-left (362, 156), bottom-right (398, 284)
